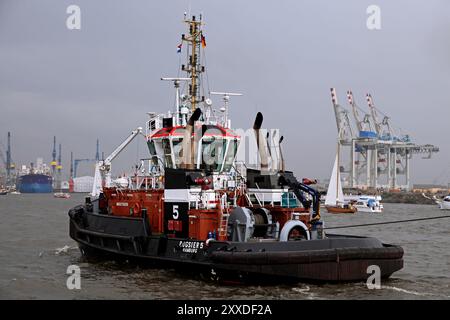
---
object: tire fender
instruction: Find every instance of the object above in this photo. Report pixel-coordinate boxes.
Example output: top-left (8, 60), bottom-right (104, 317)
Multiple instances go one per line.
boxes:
top-left (279, 220), bottom-right (310, 241)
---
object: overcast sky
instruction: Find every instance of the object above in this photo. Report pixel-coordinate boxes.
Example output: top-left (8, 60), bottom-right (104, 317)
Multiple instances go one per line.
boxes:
top-left (1, 0), bottom-right (449, 184)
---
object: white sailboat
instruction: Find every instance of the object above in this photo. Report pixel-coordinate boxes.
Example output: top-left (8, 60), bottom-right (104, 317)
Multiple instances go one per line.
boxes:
top-left (325, 148), bottom-right (356, 214)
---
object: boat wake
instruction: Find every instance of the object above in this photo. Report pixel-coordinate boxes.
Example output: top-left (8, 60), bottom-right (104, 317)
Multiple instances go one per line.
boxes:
top-left (55, 245), bottom-right (76, 255)
top-left (381, 285), bottom-right (436, 297)
top-left (291, 285), bottom-right (318, 299)
top-left (292, 285), bottom-right (310, 294)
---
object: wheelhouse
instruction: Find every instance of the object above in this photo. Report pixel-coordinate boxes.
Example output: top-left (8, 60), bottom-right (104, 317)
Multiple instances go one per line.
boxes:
top-left (147, 124), bottom-right (240, 172)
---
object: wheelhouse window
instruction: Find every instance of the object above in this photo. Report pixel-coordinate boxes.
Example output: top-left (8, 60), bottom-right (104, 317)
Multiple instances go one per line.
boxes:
top-left (162, 138), bottom-right (173, 168)
top-left (222, 139), bottom-right (238, 172)
top-left (147, 140), bottom-right (158, 166)
top-left (200, 137), bottom-right (226, 172)
top-left (172, 138), bottom-right (183, 167)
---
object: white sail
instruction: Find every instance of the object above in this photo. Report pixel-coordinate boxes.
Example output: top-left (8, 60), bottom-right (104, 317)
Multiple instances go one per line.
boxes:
top-left (325, 154), bottom-right (344, 206)
top-left (91, 163), bottom-right (103, 198)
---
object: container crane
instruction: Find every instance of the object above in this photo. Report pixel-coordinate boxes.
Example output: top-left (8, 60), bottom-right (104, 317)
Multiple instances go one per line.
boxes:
top-left (0, 144), bottom-right (7, 185)
top-left (56, 143), bottom-right (62, 191)
top-left (0, 132), bottom-right (16, 188)
top-left (347, 91), bottom-right (374, 134)
top-left (331, 89), bottom-right (439, 190)
top-left (73, 158), bottom-right (95, 178)
top-left (366, 93), bottom-right (395, 140)
top-left (330, 88), bottom-right (354, 145)
top-left (51, 136), bottom-right (57, 176)
top-left (72, 139), bottom-right (101, 178)
top-left (346, 91), bottom-right (379, 187)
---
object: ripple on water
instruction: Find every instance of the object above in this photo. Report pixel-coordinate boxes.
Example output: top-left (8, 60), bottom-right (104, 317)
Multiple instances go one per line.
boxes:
top-left (1, 196), bottom-right (449, 299)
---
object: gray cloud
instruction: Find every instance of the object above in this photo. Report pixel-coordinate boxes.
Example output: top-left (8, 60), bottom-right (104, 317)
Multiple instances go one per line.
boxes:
top-left (0, 0), bottom-right (448, 183)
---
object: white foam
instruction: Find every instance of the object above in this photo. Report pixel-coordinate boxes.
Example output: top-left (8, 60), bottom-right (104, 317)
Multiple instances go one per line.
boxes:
top-left (55, 245), bottom-right (71, 255)
top-left (381, 285), bottom-right (433, 297)
top-left (292, 286), bottom-right (311, 294)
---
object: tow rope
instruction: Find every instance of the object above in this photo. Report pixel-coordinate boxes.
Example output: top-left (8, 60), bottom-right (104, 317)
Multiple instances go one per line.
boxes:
top-left (325, 215), bottom-right (450, 230)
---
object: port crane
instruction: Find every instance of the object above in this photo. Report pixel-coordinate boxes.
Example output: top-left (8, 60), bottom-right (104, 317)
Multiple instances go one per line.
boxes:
top-left (330, 89), bottom-right (439, 190)
top-left (347, 91), bottom-right (374, 133)
top-left (0, 132), bottom-right (15, 187)
top-left (91, 127), bottom-right (144, 197)
top-left (71, 139), bottom-right (101, 178)
top-left (346, 91), bottom-right (375, 187)
top-left (330, 88), bottom-right (354, 145)
top-left (0, 145), bottom-right (7, 185)
top-left (73, 158), bottom-right (96, 178)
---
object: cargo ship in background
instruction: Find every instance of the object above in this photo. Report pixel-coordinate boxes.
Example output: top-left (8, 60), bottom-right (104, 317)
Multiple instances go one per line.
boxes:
top-left (1, 133), bottom-right (67, 194)
top-left (17, 158), bottom-right (53, 193)
top-left (18, 174), bottom-right (52, 193)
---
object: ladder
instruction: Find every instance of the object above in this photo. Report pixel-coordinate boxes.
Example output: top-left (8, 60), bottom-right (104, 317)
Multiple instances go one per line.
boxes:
top-left (218, 212), bottom-right (230, 241)
top-left (216, 196), bottom-right (230, 241)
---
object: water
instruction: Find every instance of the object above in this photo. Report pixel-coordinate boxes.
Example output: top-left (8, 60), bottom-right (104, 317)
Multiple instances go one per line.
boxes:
top-left (0, 194), bottom-right (449, 299)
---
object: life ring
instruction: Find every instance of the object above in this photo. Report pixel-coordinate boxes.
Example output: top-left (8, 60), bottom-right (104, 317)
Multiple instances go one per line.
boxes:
top-left (133, 203), bottom-right (141, 215)
top-left (279, 220), bottom-right (310, 241)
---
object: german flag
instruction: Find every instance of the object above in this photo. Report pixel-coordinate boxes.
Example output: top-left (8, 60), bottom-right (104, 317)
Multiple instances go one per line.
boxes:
top-left (201, 33), bottom-right (206, 48)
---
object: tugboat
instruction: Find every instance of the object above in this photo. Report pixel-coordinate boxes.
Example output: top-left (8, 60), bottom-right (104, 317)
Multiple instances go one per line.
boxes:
top-left (68, 15), bottom-right (403, 282)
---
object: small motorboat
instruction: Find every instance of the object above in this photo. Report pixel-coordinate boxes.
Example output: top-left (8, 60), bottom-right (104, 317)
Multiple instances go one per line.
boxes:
top-left (54, 192), bottom-right (71, 199)
top-left (349, 196), bottom-right (383, 213)
top-left (433, 195), bottom-right (450, 210)
top-left (0, 190), bottom-right (7, 195)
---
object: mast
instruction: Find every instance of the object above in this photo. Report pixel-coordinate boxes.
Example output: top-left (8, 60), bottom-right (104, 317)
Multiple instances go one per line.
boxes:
top-left (336, 138), bottom-right (340, 206)
top-left (96, 139), bottom-right (100, 161)
top-left (181, 14), bottom-right (206, 112)
top-left (70, 151), bottom-right (73, 179)
top-left (57, 143), bottom-right (62, 191)
top-left (6, 132), bottom-right (11, 187)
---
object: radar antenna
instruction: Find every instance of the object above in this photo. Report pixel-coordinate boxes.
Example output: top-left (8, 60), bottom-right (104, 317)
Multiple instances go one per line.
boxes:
top-left (210, 91), bottom-right (242, 128)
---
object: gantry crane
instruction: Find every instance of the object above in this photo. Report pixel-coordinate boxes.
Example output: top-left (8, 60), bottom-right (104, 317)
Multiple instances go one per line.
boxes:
top-left (329, 88), bottom-right (439, 190)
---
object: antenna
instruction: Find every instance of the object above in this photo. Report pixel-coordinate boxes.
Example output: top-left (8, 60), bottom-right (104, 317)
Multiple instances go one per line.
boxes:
top-left (210, 91), bottom-right (243, 128)
top-left (181, 16), bottom-right (205, 112)
top-left (70, 151), bottom-right (73, 179)
top-left (162, 77), bottom-right (191, 126)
